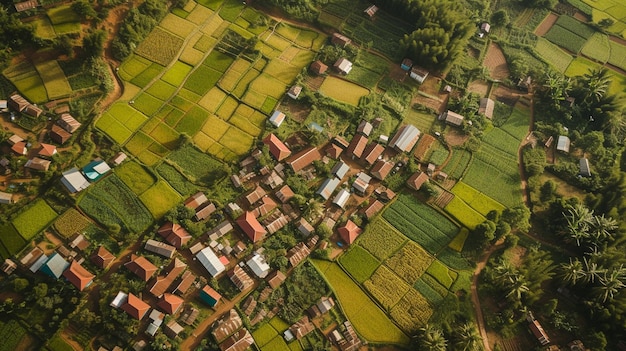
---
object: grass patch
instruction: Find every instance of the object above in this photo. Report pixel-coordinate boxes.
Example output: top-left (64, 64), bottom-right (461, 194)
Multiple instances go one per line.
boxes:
top-left (339, 245), bottom-right (380, 283)
top-left (13, 200), bottom-right (57, 240)
top-left (535, 37), bottom-right (573, 73)
top-left (319, 76), bottom-right (369, 106)
top-left (451, 181), bottom-right (506, 216)
top-left (139, 181), bottom-right (182, 219)
top-left (443, 197), bottom-right (485, 230)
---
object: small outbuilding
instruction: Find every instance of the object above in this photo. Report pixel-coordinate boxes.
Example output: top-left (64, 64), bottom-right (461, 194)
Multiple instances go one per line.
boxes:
top-left (269, 110), bottom-right (286, 128)
top-left (410, 67), bottom-right (429, 83)
top-left (334, 58), bottom-right (353, 75)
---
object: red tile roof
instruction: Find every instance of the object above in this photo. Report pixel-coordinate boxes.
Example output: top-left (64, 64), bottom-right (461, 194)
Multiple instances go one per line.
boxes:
top-left (121, 293), bottom-right (150, 319)
top-left (157, 293), bottom-right (184, 314)
top-left (38, 143), bottom-right (57, 157)
top-left (263, 134), bottom-right (292, 161)
top-left (275, 185), bottom-right (294, 203)
top-left (361, 143), bottom-right (384, 165)
top-left (346, 134), bottom-right (368, 159)
top-left (236, 211), bottom-right (267, 243)
top-left (370, 160), bottom-right (393, 180)
top-left (363, 200), bottom-right (384, 219)
top-left (62, 261), bottom-right (94, 291)
top-left (310, 60), bottom-right (328, 75)
top-left (124, 254), bottom-right (157, 281)
top-left (158, 222), bottom-right (191, 248)
top-left (11, 141), bottom-right (27, 155)
top-left (91, 246), bottom-right (115, 269)
top-left (286, 147), bottom-right (322, 172)
top-left (407, 172), bottom-right (429, 190)
top-left (50, 125), bottom-right (71, 144)
top-left (325, 143), bottom-right (343, 159)
top-left (338, 220), bottom-right (362, 245)
top-left (184, 192), bottom-right (208, 210)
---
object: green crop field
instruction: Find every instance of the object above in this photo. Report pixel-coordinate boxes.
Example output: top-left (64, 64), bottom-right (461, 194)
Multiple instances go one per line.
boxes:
top-left (483, 126), bottom-right (523, 157)
top-left (146, 80), bottom-right (177, 100)
top-left (184, 65), bottom-right (222, 95)
top-left (3, 61), bottom-right (48, 103)
top-left (383, 195), bottom-right (459, 254)
top-left (97, 103), bottom-right (146, 144)
top-left (34, 61), bottom-right (72, 100)
top-left (358, 217), bottom-right (407, 260)
top-left (116, 161), bottom-right (156, 195)
top-left (543, 25), bottom-right (587, 53)
top-left (312, 260), bottom-right (410, 345)
top-left (175, 106), bottom-right (210, 135)
top-left (136, 27), bottom-right (184, 66)
top-left (252, 323), bottom-right (278, 347)
top-left (32, 17), bottom-right (56, 39)
top-left (160, 13), bottom-right (197, 38)
top-left (448, 228), bottom-right (469, 252)
top-left (13, 200), bottom-right (57, 240)
top-left (319, 77), bottom-right (370, 106)
top-left (0, 224), bottom-right (26, 259)
top-left (339, 245), bottom-right (380, 283)
top-left (565, 56), bottom-right (602, 78)
top-left (53, 208), bottom-right (92, 239)
top-left (442, 148), bottom-right (471, 179)
top-left (500, 107), bottom-right (530, 141)
top-left (555, 15), bottom-right (595, 38)
top-left (118, 55), bottom-right (152, 81)
top-left (403, 109), bottom-right (435, 133)
top-left (262, 336), bottom-right (291, 351)
top-left (167, 144), bottom-right (226, 185)
top-left (452, 181), bottom-right (505, 216)
top-left (535, 38), bottom-right (573, 73)
top-left (581, 33), bottom-right (611, 63)
top-left (389, 288), bottom-right (433, 334)
top-left (425, 260), bottom-right (457, 289)
top-left (385, 241), bottom-right (434, 285)
top-left (0, 320), bottom-right (27, 351)
top-left (140, 181), bottom-right (182, 219)
top-left (131, 62), bottom-right (165, 88)
top-left (156, 163), bottom-right (198, 196)
top-left (364, 265), bottom-right (410, 310)
top-left (46, 5), bottom-right (80, 34)
top-left (444, 197), bottom-right (485, 230)
top-left (608, 40), bottom-right (626, 71)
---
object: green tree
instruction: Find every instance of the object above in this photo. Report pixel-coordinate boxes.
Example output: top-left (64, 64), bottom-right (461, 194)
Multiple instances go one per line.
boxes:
top-left (501, 206), bottom-right (531, 232)
top-left (12, 278), bottom-right (29, 292)
top-left (417, 324), bottom-right (447, 351)
top-left (473, 220), bottom-right (496, 247)
top-left (71, 0), bottom-right (97, 19)
top-left (491, 10), bottom-right (509, 27)
top-left (539, 180), bottom-right (558, 203)
top-left (83, 30), bottom-right (106, 58)
top-left (455, 322), bottom-right (482, 351)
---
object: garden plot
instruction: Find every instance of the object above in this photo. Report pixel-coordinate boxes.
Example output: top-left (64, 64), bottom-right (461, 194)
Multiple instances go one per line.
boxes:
top-left (608, 40), bottom-right (626, 71)
top-left (543, 16), bottom-right (591, 53)
top-left (364, 266), bottom-right (411, 310)
top-left (118, 55), bottom-right (152, 81)
top-left (186, 2), bottom-right (214, 24)
top-left (389, 289), bottom-right (433, 334)
top-left (136, 27), bottom-right (184, 66)
top-left (444, 196), bottom-right (486, 230)
top-left (115, 161), bottom-right (157, 195)
top-left (97, 103), bottom-right (147, 144)
top-left (167, 144), bottom-right (226, 185)
top-left (312, 260), bottom-right (410, 345)
top-left (339, 245), bottom-right (380, 283)
top-left (53, 208), bottom-right (92, 239)
top-left (12, 200), bottom-right (57, 240)
top-left (160, 13), bottom-right (197, 38)
top-left (0, 224), bottom-right (27, 259)
top-left (32, 17), bottom-right (56, 39)
top-left (499, 107), bottom-right (530, 141)
top-left (565, 57), bottom-right (601, 78)
top-left (581, 33), bottom-right (611, 64)
top-left (319, 77), bottom-right (370, 106)
top-left (3, 61), bottom-right (48, 103)
top-left (442, 148), bottom-right (471, 179)
top-left (358, 217), bottom-right (407, 260)
top-left (46, 5), bottom-right (80, 34)
top-left (140, 181), bottom-right (182, 218)
top-left (535, 38), bottom-right (573, 73)
top-left (384, 241), bottom-right (434, 285)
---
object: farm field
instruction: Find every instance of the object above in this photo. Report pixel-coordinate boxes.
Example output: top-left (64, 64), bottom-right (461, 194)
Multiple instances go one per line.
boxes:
top-left (451, 181), bottom-right (505, 217)
top-left (318, 76), bottom-right (370, 106)
top-left (442, 148), bottom-right (471, 179)
top-left (3, 61), bottom-right (48, 103)
top-left (357, 217), bottom-right (406, 260)
top-left (12, 200), bottom-right (57, 240)
top-left (535, 38), bottom-right (573, 73)
top-left (0, 320), bottom-right (28, 351)
top-left (0, 224), bottom-right (27, 259)
top-left (53, 208), bottom-right (92, 239)
top-left (339, 245), bottom-right (380, 283)
top-left (311, 259), bottom-right (410, 345)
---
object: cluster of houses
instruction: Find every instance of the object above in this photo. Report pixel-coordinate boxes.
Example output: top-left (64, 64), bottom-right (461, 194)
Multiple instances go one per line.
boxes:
top-left (544, 135), bottom-right (592, 177)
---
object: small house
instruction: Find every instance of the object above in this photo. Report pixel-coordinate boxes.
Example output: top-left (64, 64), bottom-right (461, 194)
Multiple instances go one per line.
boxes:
top-left (400, 58), bottom-right (413, 71)
top-left (0, 191), bottom-right (14, 204)
top-left (357, 120), bottom-right (373, 137)
top-left (334, 58), bottom-right (353, 75)
top-left (200, 285), bottom-right (222, 307)
top-left (346, 134), bottom-right (367, 159)
top-left (363, 199), bottom-right (384, 219)
top-left (14, 0), bottom-right (38, 12)
top-left (370, 159), bottom-right (393, 181)
top-left (361, 143), bottom-right (384, 165)
top-left (580, 158), bottom-right (591, 177)
top-left (310, 60), bottom-right (328, 75)
top-left (40, 253), bottom-right (70, 279)
top-left (266, 270), bottom-right (286, 289)
top-left (144, 239), bottom-right (176, 259)
top-left (158, 222), bottom-right (192, 248)
top-left (556, 135), bottom-right (571, 153)
top-left (338, 220), bottom-right (362, 245)
top-left (11, 141), bottom-right (27, 155)
top-left (287, 85), bottom-right (302, 99)
top-left (111, 151), bottom-right (127, 166)
top-left (331, 33), bottom-right (351, 47)
top-left (297, 218), bottom-right (314, 236)
top-left (8, 94), bottom-right (29, 112)
top-left (286, 147), bottom-right (322, 172)
top-left (332, 189), bottom-right (350, 209)
top-left (331, 161), bottom-right (350, 179)
top-left (440, 110), bottom-right (465, 127)
top-left (236, 211), bottom-right (267, 243)
top-left (57, 113), bottom-right (81, 133)
top-left (407, 172), bottom-right (429, 190)
top-left (246, 254), bottom-right (271, 278)
top-left (1, 259), bottom-right (17, 275)
top-left (316, 177), bottom-right (341, 200)
top-left (121, 293), bottom-right (150, 320)
top-left (124, 254), bottom-right (158, 281)
top-left (60, 167), bottom-right (90, 193)
top-left (263, 133), bottom-right (291, 161)
top-left (410, 67), bottom-right (429, 83)
top-left (7, 134), bottom-right (24, 146)
top-left (50, 125), bottom-right (72, 144)
top-left (269, 110), bottom-right (286, 128)
top-left (364, 4), bottom-right (378, 17)
top-left (23, 105), bottom-right (42, 118)
top-left (63, 261), bottom-right (94, 291)
top-left (389, 124), bottom-right (420, 152)
top-left (478, 98), bottom-right (495, 119)
top-left (480, 22), bottom-right (491, 35)
top-left (38, 143), bottom-right (57, 157)
top-left (157, 293), bottom-right (184, 315)
top-left (25, 157), bottom-right (51, 171)
top-left (91, 246), bottom-right (115, 269)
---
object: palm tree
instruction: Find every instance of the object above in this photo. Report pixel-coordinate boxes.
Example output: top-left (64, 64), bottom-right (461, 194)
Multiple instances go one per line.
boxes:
top-left (564, 204), bottom-right (593, 246)
top-left (587, 214), bottom-right (618, 247)
top-left (582, 68), bottom-right (611, 104)
top-left (505, 274), bottom-right (530, 302)
top-left (456, 322), bottom-right (482, 351)
top-left (583, 257), bottom-right (606, 284)
top-left (419, 324), bottom-right (447, 351)
top-left (594, 268), bottom-right (626, 303)
top-left (559, 258), bottom-right (586, 286)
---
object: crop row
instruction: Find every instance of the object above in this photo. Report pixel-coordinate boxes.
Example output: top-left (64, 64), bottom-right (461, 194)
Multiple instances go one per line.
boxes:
top-left (358, 217), bottom-right (406, 260)
top-left (53, 208), bottom-right (92, 238)
top-left (364, 265), bottom-right (410, 310)
top-left (389, 289), bottom-right (433, 334)
top-left (392, 195), bottom-right (459, 236)
top-left (383, 207), bottom-right (450, 254)
top-left (384, 241), bottom-right (433, 285)
top-left (442, 148), bottom-right (471, 179)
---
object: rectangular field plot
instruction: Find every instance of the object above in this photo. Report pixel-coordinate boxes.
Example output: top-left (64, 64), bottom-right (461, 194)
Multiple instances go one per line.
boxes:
top-left (425, 260), bottom-right (457, 289)
top-left (249, 74), bottom-right (288, 99)
top-left (184, 65), bottom-right (222, 95)
top-left (53, 208), bottom-right (92, 238)
top-left (312, 260), bottom-right (410, 345)
top-left (140, 181), bottom-right (182, 218)
top-left (136, 27), bottom-right (184, 66)
top-left (452, 182), bottom-right (505, 216)
top-left (32, 17), bottom-right (56, 39)
top-left (131, 63), bottom-right (165, 88)
top-left (3, 61), bottom-right (48, 103)
top-left (34, 60), bottom-right (72, 99)
top-left (146, 80), bottom-right (177, 100)
top-left (228, 113), bottom-right (261, 136)
top-left (218, 127), bottom-right (255, 157)
top-left (167, 144), bottom-right (226, 185)
top-left (201, 114), bottom-right (230, 140)
top-left (364, 265), bottom-right (410, 310)
top-left (264, 60), bottom-right (301, 85)
top-left (565, 56), bottom-right (601, 77)
top-left (186, 3), bottom-right (214, 24)
top-left (358, 217), bottom-right (406, 260)
top-left (148, 122), bottom-right (180, 149)
top-left (608, 40), bottom-right (626, 70)
top-left (198, 87), bottom-right (227, 112)
top-left (500, 107), bottom-right (530, 141)
top-left (319, 76), bottom-right (370, 106)
top-left (115, 161), bottom-right (157, 195)
top-left (581, 33), bottom-right (611, 64)
top-left (555, 15), bottom-right (595, 39)
top-left (339, 245), bottom-right (380, 283)
top-left (119, 55), bottom-right (152, 81)
top-left (96, 113), bottom-right (133, 144)
top-left (232, 69), bottom-right (260, 98)
top-left (193, 131), bottom-right (217, 151)
top-left (125, 131), bottom-right (155, 156)
top-left (252, 323), bottom-right (278, 348)
top-left (442, 148), bottom-right (471, 179)
top-left (13, 200), bottom-right (57, 240)
top-left (203, 50), bottom-right (235, 72)
top-left (160, 14), bottom-right (196, 38)
top-left (98, 103), bottom-right (148, 143)
top-left (448, 228), bottom-right (469, 252)
top-left (47, 5), bottom-right (80, 34)
top-left (389, 288), bottom-right (433, 334)
top-left (383, 195), bottom-right (459, 254)
top-left (544, 24), bottom-right (587, 53)
top-left (175, 106), bottom-right (210, 135)
top-left (483, 127), bottom-right (522, 156)
top-left (384, 241), bottom-right (434, 285)
top-left (156, 163), bottom-right (198, 196)
top-left (162, 61), bottom-right (193, 86)
top-left (0, 224), bottom-right (27, 258)
top-left (443, 197), bottom-right (485, 230)
top-left (535, 38), bottom-right (574, 73)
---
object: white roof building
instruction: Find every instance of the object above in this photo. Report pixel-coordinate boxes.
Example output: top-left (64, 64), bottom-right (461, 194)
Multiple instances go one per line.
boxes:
top-left (389, 125), bottom-right (420, 153)
top-left (196, 247), bottom-right (225, 277)
top-left (332, 189), bottom-right (350, 209)
top-left (269, 110), bottom-right (286, 128)
top-left (246, 254), bottom-right (270, 278)
top-left (334, 58), bottom-right (353, 75)
top-left (557, 135), bottom-right (571, 153)
top-left (110, 291), bottom-right (129, 308)
top-left (61, 168), bottom-right (90, 193)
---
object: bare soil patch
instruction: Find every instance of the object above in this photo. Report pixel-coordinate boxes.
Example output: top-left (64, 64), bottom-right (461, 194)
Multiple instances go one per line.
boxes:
top-left (534, 12), bottom-right (558, 36)
top-left (468, 79), bottom-right (490, 97)
top-left (467, 47), bottom-right (480, 59)
top-left (484, 43), bottom-right (510, 81)
top-left (444, 128), bottom-right (468, 147)
top-left (387, 64), bottom-right (408, 82)
top-left (492, 85), bottom-right (520, 106)
top-left (573, 11), bottom-right (590, 22)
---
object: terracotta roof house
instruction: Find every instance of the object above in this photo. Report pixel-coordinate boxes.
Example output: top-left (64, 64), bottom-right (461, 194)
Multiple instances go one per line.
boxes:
top-left (200, 285), bottom-right (222, 307)
top-left (125, 254), bottom-right (157, 281)
top-left (480, 22), bottom-right (491, 34)
top-left (287, 242), bottom-right (311, 267)
top-left (338, 220), bottom-right (362, 245)
top-left (363, 199), bottom-right (384, 219)
top-left (264, 212), bottom-right (290, 234)
top-left (332, 189), bottom-right (350, 209)
top-left (334, 58), bottom-right (353, 75)
top-left (228, 265), bottom-right (254, 291)
top-left (144, 239), bottom-right (176, 259)
top-left (346, 134), bottom-right (368, 159)
top-left (361, 143), bottom-right (384, 165)
top-left (370, 160), bottom-right (393, 180)
top-left (357, 120), bottom-right (373, 136)
top-left (172, 270), bottom-right (196, 295)
top-left (286, 147), bottom-right (321, 172)
top-left (25, 157), bottom-right (51, 171)
top-left (219, 328), bottom-right (254, 351)
top-left (316, 177), bottom-right (340, 200)
top-left (325, 143), bottom-right (343, 159)
top-left (91, 246), bottom-right (115, 269)
top-left (557, 135), bottom-right (571, 153)
top-left (14, 0), bottom-right (38, 12)
top-left (263, 133), bottom-right (292, 161)
top-left (50, 125), bottom-right (72, 144)
top-left (288, 316), bottom-right (315, 340)
top-left (410, 66), bottom-right (429, 83)
top-left (61, 167), bottom-right (90, 193)
top-left (147, 258), bottom-right (187, 297)
top-left (287, 85), bottom-right (302, 99)
top-left (529, 319), bottom-right (550, 345)
top-left (310, 60), bottom-right (328, 75)
top-left (184, 192), bottom-right (208, 210)
top-left (8, 94), bottom-right (29, 111)
top-left (38, 143), bottom-right (57, 157)
top-left (196, 247), bottom-right (226, 277)
top-left (121, 293), bottom-right (150, 320)
top-left (157, 293), bottom-right (184, 314)
top-left (407, 172), bottom-right (429, 190)
top-left (478, 98), bottom-right (495, 119)
top-left (266, 270), bottom-right (286, 289)
top-left (400, 58), bottom-right (413, 71)
top-left (440, 110), bottom-right (464, 127)
top-left (40, 253), bottom-right (69, 279)
top-left (23, 105), bottom-right (42, 118)
top-left (275, 185), bottom-right (294, 203)
top-left (269, 110), bottom-right (286, 128)
top-left (236, 211), bottom-right (267, 243)
top-left (11, 141), bottom-right (27, 155)
top-left (158, 222), bottom-right (192, 248)
top-left (331, 33), bottom-right (352, 47)
top-left (57, 113), bottom-right (81, 133)
top-left (63, 261), bottom-right (95, 291)
top-left (389, 125), bottom-right (420, 153)
top-left (245, 185), bottom-right (267, 207)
